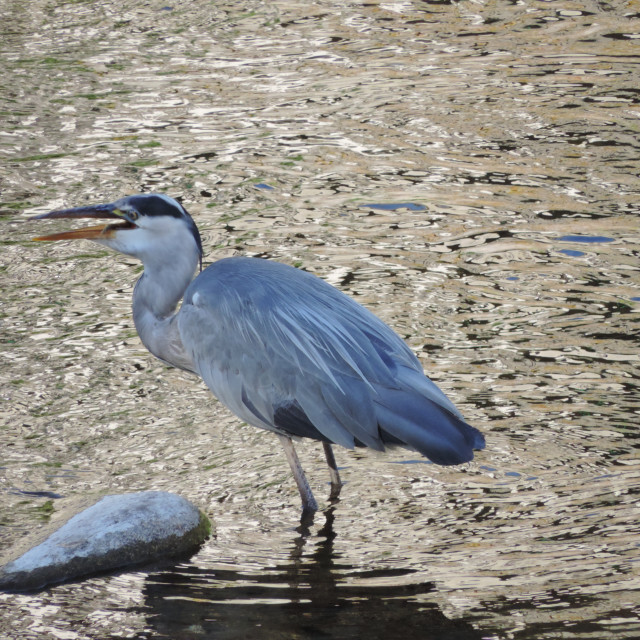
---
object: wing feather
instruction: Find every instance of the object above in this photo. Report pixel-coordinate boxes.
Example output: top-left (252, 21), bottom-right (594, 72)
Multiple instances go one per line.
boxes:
top-left (177, 256), bottom-right (484, 463)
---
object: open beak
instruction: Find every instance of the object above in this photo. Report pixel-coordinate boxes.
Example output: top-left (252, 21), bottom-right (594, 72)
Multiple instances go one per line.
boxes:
top-left (29, 203), bottom-right (135, 241)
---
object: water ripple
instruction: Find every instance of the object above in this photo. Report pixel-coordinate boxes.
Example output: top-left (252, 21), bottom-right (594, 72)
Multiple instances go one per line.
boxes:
top-left (1, 1), bottom-right (639, 639)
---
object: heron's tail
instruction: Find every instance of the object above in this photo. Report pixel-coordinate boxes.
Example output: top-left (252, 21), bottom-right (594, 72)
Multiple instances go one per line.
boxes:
top-left (373, 386), bottom-right (485, 465)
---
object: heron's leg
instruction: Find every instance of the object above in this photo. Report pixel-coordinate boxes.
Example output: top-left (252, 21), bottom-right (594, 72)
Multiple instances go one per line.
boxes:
top-left (278, 435), bottom-right (319, 512)
top-left (322, 442), bottom-right (342, 500)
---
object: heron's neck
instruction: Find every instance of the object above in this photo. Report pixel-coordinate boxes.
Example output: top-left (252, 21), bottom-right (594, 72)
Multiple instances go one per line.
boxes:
top-left (132, 255), bottom-right (198, 372)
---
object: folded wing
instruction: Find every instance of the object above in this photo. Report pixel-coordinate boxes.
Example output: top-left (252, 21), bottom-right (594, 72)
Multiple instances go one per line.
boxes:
top-left (178, 257), bottom-right (485, 465)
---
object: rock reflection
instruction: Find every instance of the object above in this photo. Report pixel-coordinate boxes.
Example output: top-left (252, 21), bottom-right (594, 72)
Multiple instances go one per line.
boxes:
top-left (142, 508), bottom-right (483, 640)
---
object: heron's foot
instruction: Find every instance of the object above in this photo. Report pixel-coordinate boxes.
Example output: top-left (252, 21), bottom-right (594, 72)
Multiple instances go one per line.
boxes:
top-left (328, 481), bottom-right (342, 501)
top-left (322, 442), bottom-right (343, 501)
top-left (297, 506), bottom-right (317, 535)
top-left (301, 492), bottom-right (319, 513)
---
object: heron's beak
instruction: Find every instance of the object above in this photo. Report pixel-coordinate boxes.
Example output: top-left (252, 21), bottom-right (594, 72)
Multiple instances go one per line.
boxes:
top-left (29, 203), bottom-right (135, 241)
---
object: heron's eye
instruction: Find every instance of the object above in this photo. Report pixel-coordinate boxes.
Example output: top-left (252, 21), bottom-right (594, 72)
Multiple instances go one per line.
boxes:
top-left (129, 210), bottom-right (139, 221)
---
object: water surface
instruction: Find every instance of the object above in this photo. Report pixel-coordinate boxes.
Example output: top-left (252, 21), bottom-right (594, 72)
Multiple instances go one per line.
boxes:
top-left (1, 1), bottom-right (639, 638)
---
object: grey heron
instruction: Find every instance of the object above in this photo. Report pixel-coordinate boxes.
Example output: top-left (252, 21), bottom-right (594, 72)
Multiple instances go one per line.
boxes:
top-left (30, 193), bottom-right (485, 512)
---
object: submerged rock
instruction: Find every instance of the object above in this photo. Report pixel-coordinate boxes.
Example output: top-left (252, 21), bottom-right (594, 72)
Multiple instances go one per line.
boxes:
top-left (0, 491), bottom-right (211, 592)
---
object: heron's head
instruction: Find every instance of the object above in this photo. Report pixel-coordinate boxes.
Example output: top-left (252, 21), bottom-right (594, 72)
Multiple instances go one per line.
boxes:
top-left (30, 193), bottom-right (203, 270)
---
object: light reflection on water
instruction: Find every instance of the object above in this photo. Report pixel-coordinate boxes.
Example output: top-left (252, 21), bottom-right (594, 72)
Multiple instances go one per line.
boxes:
top-left (1, 1), bottom-right (640, 639)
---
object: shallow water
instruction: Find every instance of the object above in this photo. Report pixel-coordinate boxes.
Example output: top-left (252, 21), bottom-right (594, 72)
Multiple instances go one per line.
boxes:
top-left (1, 1), bottom-right (639, 638)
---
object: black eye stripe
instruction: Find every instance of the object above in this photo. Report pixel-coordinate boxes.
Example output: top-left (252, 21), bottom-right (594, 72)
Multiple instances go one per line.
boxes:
top-left (126, 195), bottom-right (185, 218)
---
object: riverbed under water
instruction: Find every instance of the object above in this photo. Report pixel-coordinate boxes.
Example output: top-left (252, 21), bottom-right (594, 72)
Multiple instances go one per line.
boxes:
top-left (1, 1), bottom-right (639, 638)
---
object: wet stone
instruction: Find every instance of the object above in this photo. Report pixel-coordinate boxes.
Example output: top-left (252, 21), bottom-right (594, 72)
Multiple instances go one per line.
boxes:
top-left (0, 491), bottom-right (211, 592)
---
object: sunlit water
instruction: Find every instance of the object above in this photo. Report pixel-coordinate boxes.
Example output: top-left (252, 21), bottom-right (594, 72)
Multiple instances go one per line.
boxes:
top-left (1, 1), bottom-right (639, 638)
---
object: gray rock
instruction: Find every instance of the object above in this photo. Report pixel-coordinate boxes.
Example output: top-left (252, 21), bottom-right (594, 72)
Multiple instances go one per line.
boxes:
top-left (0, 491), bottom-right (211, 591)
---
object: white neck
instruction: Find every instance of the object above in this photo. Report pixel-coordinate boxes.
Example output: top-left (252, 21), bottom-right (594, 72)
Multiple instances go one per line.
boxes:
top-left (132, 250), bottom-right (199, 373)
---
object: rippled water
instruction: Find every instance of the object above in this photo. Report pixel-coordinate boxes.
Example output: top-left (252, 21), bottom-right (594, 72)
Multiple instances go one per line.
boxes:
top-left (1, 1), bottom-right (639, 638)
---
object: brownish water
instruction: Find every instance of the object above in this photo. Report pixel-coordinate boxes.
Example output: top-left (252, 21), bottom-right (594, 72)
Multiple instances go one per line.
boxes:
top-left (1, 1), bottom-right (639, 638)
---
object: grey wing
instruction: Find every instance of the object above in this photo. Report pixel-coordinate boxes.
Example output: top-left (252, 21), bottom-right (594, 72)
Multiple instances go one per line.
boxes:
top-left (177, 258), bottom-right (484, 464)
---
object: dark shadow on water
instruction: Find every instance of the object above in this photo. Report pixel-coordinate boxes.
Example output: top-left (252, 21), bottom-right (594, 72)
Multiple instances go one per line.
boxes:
top-left (138, 507), bottom-right (485, 640)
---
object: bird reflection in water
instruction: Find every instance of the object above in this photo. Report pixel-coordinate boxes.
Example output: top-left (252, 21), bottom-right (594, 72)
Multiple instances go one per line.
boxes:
top-left (140, 508), bottom-right (484, 639)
